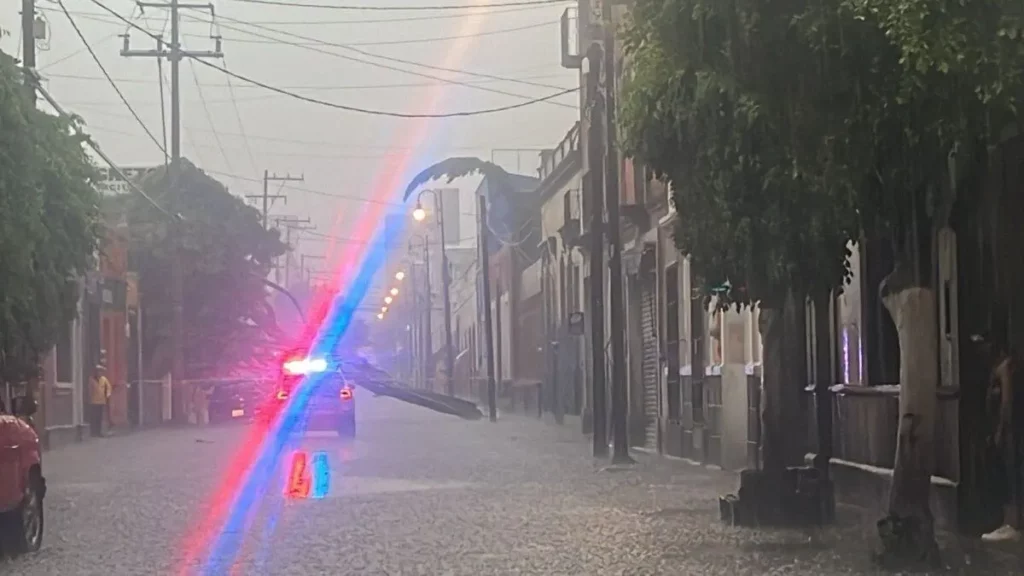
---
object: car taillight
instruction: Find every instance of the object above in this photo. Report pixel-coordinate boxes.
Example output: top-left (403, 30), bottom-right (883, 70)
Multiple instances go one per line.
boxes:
top-left (339, 388), bottom-right (353, 401)
top-left (276, 390), bottom-right (289, 401)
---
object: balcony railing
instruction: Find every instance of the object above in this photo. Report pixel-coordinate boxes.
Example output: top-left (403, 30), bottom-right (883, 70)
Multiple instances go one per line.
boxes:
top-left (537, 122), bottom-right (581, 183)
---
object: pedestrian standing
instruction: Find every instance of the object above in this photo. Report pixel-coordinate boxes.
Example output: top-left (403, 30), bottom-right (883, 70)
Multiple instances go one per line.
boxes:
top-left (89, 365), bottom-right (112, 438)
top-left (977, 333), bottom-right (1022, 542)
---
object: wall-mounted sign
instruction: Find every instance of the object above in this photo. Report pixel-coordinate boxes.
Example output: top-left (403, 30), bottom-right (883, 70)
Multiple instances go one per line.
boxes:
top-left (96, 166), bottom-right (160, 196)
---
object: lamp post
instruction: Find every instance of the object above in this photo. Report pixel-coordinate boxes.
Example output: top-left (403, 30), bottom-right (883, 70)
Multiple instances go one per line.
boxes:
top-left (412, 190), bottom-right (455, 397)
top-left (408, 235), bottom-right (432, 390)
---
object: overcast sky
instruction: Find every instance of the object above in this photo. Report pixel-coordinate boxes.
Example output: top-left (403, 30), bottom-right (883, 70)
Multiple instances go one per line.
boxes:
top-left (1, 0), bottom-right (579, 290)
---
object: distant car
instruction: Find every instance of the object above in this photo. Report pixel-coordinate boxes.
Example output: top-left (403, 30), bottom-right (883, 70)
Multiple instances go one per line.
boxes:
top-left (206, 379), bottom-right (267, 424)
top-left (256, 355), bottom-right (357, 438)
top-left (0, 396), bottom-right (45, 556)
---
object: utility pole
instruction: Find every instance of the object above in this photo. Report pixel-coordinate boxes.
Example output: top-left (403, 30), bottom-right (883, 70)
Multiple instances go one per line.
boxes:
top-left (585, 41), bottom-right (608, 459)
top-left (246, 171), bottom-right (303, 230)
top-left (300, 253), bottom-right (324, 283)
top-left (21, 0), bottom-right (36, 103)
top-left (479, 195), bottom-right (497, 422)
top-left (121, 1), bottom-right (222, 422)
top-left (273, 216), bottom-right (314, 287)
top-left (602, 1), bottom-right (632, 465)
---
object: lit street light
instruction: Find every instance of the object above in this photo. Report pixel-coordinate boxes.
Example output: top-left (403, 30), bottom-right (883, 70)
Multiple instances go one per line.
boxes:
top-left (395, 271), bottom-right (406, 281)
top-left (385, 296), bottom-right (393, 305)
top-left (377, 313), bottom-right (384, 320)
top-left (381, 305), bottom-right (388, 313)
top-left (410, 188), bottom-right (455, 397)
top-left (390, 287), bottom-right (399, 296)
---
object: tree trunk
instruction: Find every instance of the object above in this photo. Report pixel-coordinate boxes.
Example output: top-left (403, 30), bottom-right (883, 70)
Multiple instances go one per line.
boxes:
top-left (877, 263), bottom-right (941, 567)
top-left (760, 288), bottom-right (807, 474)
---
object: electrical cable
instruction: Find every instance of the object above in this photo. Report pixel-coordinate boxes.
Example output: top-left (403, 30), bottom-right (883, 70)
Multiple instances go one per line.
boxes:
top-left (186, 51), bottom-right (234, 172)
top-left (228, 0), bottom-right (568, 10)
top-left (56, 0), bottom-right (167, 158)
top-left (184, 19), bottom-right (556, 47)
top-left (48, 72), bottom-right (571, 95)
top-left (41, 5), bottom-right (560, 27)
top-left (44, 7), bottom-right (571, 96)
top-left (30, 74), bottom-right (174, 219)
top-left (38, 34), bottom-right (118, 71)
top-left (221, 54), bottom-right (260, 176)
top-left (179, 13), bottom-right (573, 107)
top-left (195, 11), bottom-right (569, 93)
top-left (93, 0), bottom-right (581, 117)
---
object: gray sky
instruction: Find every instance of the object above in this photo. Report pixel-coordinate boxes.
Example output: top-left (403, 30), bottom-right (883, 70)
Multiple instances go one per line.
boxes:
top-left (1, 0), bottom-right (579, 280)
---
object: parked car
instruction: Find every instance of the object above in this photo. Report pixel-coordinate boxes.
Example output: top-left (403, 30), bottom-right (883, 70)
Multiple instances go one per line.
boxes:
top-left (206, 379), bottom-right (268, 424)
top-left (0, 395), bottom-right (45, 556)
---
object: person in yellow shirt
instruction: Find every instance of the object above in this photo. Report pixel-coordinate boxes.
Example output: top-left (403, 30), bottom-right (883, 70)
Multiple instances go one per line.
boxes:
top-left (89, 365), bottom-right (112, 438)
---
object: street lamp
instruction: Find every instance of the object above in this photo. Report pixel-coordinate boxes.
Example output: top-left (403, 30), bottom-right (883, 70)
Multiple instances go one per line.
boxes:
top-left (411, 188), bottom-right (455, 397)
top-left (412, 203), bottom-right (427, 222)
top-left (377, 313), bottom-right (384, 320)
top-left (385, 296), bottom-right (393, 305)
top-left (381, 305), bottom-right (388, 313)
top-left (395, 271), bottom-right (406, 281)
top-left (390, 287), bottom-right (399, 296)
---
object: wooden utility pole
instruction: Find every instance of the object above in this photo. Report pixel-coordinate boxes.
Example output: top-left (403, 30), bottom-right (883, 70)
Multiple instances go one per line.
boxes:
top-left (479, 195), bottom-right (497, 422)
top-left (585, 41), bottom-right (608, 458)
top-left (602, 1), bottom-right (632, 465)
top-left (22, 0), bottom-right (36, 103)
top-left (246, 171), bottom-right (303, 230)
top-left (273, 216), bottom-right (314, 287)
top-left (121, 0), bottom-right (223, 421)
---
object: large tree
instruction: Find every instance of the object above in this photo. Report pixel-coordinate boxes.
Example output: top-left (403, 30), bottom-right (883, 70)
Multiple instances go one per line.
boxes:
top-left (0, 52), bottom-right (100, 384)
top-left (116, 161), bottom-right (288, 378)
top-left (620, 0), bottom-right (1024, 565)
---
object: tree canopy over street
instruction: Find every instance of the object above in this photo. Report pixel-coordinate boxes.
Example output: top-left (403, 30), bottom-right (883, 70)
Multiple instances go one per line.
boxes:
top-left (620, 0), bottom-right (1024, 565)
top-left (0, 51), bottom-right (100, 384)
top-left (116, 161), bottom-right (288, 378)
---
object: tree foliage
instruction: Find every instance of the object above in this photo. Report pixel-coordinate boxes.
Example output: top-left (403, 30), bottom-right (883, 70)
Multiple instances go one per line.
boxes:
top-left (116, 161), bottom-right (288, 378)
top-left (619, 0), bottom-right (1024, 307)
top-left (0, 52), bottom-right (101, 383)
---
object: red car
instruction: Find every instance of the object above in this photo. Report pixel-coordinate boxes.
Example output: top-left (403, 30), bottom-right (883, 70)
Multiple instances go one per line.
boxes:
top-left (0, 396), bottom-right (45, 556)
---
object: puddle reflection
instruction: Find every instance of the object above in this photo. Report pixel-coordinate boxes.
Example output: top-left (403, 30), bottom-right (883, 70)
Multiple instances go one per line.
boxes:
top-left (285, 450), bottom-right (333, 500)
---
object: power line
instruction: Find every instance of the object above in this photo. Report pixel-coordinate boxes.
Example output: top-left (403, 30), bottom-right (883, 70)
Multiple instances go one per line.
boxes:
top-left (38, 34), bottom-right (118, 71)
top-left (186, 20), bottom-right (557, 46)
top-left (30, 72), bottom-right (174, 219)
top-left (47, 8), bottom-right (557, 47)
top-left (219, 53), bottom-right (260, 177)
top-left (41, 5), bottom-right (561, 26)
top-left (228, 0), bottom-right (568, 10)
top-left (195, 11), bottom-right (569, 94)
top-left (186, 52), bottom-right (233, 171)
top-left (177, 12), bottom-right (573, 107)
top-left (55, 0), bottom-right (167, 157)
top-left (73, 113), bottom-right (551, 153)
top-left (91, 0), bottom-right (580, 119)
top-left (45, 72), bottom-right (571, 93)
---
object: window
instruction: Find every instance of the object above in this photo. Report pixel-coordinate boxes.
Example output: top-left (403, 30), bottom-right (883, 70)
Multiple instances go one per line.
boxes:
top-left (664, 262), bottom-right (681, 419)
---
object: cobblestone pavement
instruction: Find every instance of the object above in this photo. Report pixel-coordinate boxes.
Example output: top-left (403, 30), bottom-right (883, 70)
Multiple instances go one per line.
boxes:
top-left (5, 395), bottom-right (1021, 575)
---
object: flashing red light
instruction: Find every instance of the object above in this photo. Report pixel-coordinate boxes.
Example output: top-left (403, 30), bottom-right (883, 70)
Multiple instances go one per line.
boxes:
top-left (339, 388), bottom-right (353, 401)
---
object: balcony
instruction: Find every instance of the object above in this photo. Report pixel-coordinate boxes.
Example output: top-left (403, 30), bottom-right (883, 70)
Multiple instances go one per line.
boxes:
top-left (537, 123), bottom-right (581, 184)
